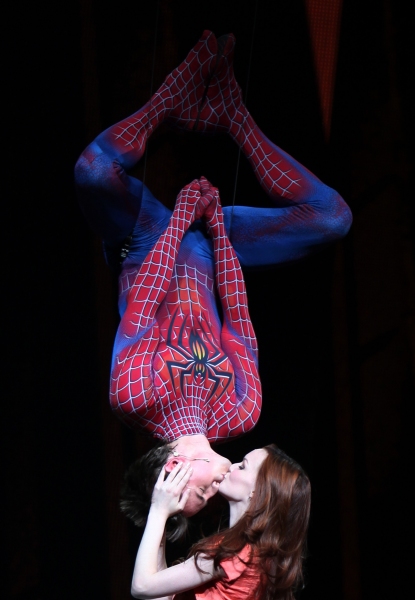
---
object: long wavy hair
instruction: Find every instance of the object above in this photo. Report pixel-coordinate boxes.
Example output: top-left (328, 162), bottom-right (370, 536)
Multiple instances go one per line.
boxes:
top-left (189, 445), bottom-right (311, 600)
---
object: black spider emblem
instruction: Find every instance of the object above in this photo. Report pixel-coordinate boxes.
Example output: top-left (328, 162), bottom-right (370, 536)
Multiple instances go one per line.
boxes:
top-left (166, 309), bottom-right (232, 401)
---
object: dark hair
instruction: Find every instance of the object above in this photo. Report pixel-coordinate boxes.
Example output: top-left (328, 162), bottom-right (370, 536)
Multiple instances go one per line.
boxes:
top-left (190, 445), bottom-right (311, 600)
top-left (120, 443), bottom-right (189, 542)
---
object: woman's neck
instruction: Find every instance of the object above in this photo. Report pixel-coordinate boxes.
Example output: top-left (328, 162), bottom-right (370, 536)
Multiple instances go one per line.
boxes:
top-left (228, 500), bottom-right (249, 527)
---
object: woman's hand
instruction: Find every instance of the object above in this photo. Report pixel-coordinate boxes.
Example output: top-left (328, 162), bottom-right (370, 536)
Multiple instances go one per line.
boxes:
top-left (150, 463), bottom-right (192, 519)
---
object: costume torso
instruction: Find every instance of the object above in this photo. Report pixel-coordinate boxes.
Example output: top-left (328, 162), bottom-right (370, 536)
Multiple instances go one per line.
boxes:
top-left (110, 219), bottom-right (261, 442)
top-left (74, 87), bottom-right (351, 443)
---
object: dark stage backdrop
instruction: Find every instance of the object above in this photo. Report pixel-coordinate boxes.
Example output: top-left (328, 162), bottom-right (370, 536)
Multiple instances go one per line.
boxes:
top-left (3, 1), bottom-right (413, 599)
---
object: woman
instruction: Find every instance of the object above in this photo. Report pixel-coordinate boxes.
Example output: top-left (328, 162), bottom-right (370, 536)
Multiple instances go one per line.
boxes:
top-left (131, 445), bottom-right (311, 600)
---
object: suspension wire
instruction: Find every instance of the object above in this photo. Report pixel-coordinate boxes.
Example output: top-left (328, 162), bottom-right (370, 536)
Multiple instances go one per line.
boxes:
top-left (120, 1), bottom-right (160, 264)
top-left (228, 0), bottom-right (259, 240)
top-left (142, 0), bottom-right (161, 189)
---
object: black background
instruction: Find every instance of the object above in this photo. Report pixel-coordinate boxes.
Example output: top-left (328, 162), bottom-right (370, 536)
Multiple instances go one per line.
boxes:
top-left (3, 1), bottom-right (414, 599)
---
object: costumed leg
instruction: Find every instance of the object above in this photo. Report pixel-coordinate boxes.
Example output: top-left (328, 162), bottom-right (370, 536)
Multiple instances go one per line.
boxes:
top-left (188, 35), bottom-right (353, 267)
top-left (200, 179), bottom-right (262, 440)
top-left (75, 30), bottom-right (219, 247)
top-left (110, 181), bottom-right (213, 431)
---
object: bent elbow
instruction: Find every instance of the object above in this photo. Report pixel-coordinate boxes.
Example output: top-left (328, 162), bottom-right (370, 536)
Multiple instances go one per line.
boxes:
top-left (131, 582), bottom-right (148, 599)
top-left (131, 578), bottom-right (156, 600)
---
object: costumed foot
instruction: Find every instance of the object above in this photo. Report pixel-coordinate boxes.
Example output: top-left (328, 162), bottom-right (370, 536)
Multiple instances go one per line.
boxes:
top-left (190, 34), bottom-right (248, 135)
top-left (110, 32), bottom-right (218, 156)
top-left (162, 30), bottom-right (219, 130)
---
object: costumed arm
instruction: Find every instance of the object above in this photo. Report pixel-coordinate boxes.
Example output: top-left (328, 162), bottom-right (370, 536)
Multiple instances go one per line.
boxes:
top-left (200, 178), bottom-right (261, 440)
top-left (109, 180), bottom-right (218, 427)
top-left (131, 464), bottom-right (221, 600)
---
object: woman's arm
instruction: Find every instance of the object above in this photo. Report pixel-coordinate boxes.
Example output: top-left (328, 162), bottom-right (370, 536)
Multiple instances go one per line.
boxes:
top-left (131, 464), bottom-right (222, 600)
top-left (131, 512), bottom-right (219, 600)
top-left (148, 531), bottom-right (171, 600)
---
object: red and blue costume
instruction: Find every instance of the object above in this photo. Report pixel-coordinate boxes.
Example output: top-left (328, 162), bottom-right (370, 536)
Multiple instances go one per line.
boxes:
top-left (75, 31), bottom-right (352, 443)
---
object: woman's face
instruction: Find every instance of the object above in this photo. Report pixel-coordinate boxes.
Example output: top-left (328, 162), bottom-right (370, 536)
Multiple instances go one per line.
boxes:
top-left (219, 448), bottom-right (267, 502)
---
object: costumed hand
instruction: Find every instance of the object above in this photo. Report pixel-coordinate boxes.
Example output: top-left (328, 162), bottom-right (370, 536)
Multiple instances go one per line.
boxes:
top-left (151, 463), bottom-right (192, 519)
top-left (199, 176), bottom-right (216, 198)
top-left (199, 176), bottom-right (218, 213)
top-left (199, 177), bottom-right (223, 234)
top-left (176, 179), bottom-right (215, 221)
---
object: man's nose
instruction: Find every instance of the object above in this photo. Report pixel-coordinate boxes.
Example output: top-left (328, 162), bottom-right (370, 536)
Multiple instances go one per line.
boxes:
top-left (223, 457), bottom-right (232, 471)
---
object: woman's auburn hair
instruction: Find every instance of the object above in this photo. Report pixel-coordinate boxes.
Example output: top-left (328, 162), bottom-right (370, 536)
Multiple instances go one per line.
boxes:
top-left (189, 445), bottom-right (311, 600)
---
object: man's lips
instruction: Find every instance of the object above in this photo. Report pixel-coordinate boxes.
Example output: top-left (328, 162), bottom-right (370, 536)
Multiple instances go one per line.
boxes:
top-left (219, 472), bottom-right (230, 485)
top-left (213, 473), bottom-right (228, 488)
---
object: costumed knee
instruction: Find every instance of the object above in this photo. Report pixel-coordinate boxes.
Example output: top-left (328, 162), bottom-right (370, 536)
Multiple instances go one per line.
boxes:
top-left (327, 189), bottom-right (353, 241)
top-left (74, 142), bottom-right (115, 192)
top-left (315, 186), bottom-right (353, 243)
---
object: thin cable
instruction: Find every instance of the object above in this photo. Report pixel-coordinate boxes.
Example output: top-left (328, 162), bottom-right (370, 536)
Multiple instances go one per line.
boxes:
top-left (121, 1), bottom-right (159, 265)
top-left (142, 0), bottom-right (161, 188)
top-left (228, 0), bottom-right (259, 240)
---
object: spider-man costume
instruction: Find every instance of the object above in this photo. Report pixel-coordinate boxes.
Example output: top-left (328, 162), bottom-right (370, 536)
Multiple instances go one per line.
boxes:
top-left (75, 31), bottom-right (352, 443)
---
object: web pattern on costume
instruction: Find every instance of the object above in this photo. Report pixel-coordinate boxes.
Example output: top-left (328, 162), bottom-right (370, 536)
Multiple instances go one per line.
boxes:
top-left (111, 28), bottom-right (305, 205)
top-left (204, 189), bottom-right (261, 438)
top-left (116, 184), bottom-right (207, 337)
top-left (237, 119), bottom-right (303, 199)
top-left (163, 32), bottom-right (305, 201)
top-left (110, 183), bottom-right (207, 437)
top-left (209, 52), bottom-right (304, 200)
top-left (113, 31), bottom-right (219, 154)
top-left (110, 184), bottom-right (261, 442)
top-left (153, 236), bottom-right (261, 442)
